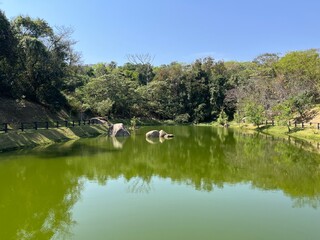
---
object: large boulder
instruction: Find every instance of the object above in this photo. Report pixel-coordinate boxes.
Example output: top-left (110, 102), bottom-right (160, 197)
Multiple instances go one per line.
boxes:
top-left (146, 130), bottom-right (160, 138)
top-left (109, 123), bottom-right (130, 137)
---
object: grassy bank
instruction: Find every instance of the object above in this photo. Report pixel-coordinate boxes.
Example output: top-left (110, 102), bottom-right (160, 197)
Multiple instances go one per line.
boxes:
top-left (0, 125), bottom-right (109, 152)
top-left (211, 121), bottom-right (320, 143)
top-left (258, 125), bottom-right (320, 142)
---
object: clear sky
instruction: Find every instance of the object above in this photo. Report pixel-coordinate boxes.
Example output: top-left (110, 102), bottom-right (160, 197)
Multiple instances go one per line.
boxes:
top-left (1, 0), bottom-right (319, 65)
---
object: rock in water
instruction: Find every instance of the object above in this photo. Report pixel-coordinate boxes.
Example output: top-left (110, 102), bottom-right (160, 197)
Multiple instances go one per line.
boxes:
top-left (110, 123), bottom-right (130, 137)
top-left (159, 130), bottom-right (168, 138)
top-left (146, 129), bottom-right (174, 139)
top-left (164, 134), bottom-right (174, 139)
top-left (146, 130), bottom-right (160, 138)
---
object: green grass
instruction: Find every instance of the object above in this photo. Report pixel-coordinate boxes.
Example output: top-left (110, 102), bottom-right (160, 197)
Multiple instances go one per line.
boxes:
top-left (228, 121), bottom-right (320, 143)
top-left (201, 120), bottom-right (320, 144)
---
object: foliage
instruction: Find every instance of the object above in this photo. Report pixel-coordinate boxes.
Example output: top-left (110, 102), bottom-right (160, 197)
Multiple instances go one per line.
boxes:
top-left (94, 98), bottom-right (114, 117)
top-left (0, 13), bottom-right (79, 108)
top-left (174, 113), bottom-right (190, 124)
top-left (244, 102), bottom-right (265, 128)
top-left (292, 92), bottom-right (313, 120)
top-left (0, 11), bottom-right (17, 97)
top-left (1, 10), bottom-right (320, 123)
top-left (273, 99), bottom-right (294, 132)
top-left (217, 109), bottom-right (228, 126)
top-left (275, 49), bottom-right (320, 83)
top-left (233, 111), bottom-right (242, 124)
top-left (130, 116), bottom-right (137, 129)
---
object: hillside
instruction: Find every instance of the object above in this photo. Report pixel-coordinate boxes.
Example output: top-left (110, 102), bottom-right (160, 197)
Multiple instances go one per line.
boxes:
top-left (306, 106), bottom-right (320, 123)
top-left (0, 97), bottom-right (71, 123)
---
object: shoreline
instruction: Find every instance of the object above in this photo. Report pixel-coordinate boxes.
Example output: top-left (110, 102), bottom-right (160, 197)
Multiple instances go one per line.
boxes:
top-left (206, 122), bottom-right (320, 152)
top-left (2, 121), bottom-right (320, 153)
top-left (0, 125), bottom-right (109, 152)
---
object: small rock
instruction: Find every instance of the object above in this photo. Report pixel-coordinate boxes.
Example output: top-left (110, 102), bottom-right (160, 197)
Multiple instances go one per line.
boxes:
top-left (159, 130), bottom-right (168, 138)
top-left (164, 134), bottom-right (174, 139)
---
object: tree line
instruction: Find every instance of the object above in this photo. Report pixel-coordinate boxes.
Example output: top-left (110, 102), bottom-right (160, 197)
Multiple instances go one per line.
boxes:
top-left (0, 11), bottom-right (79, 108)
top-left (1, 11), bottom-right (320, 125)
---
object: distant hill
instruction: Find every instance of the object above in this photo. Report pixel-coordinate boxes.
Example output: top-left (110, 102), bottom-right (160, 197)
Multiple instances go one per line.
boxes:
top-left (0, 97), bottom-right (71, 123)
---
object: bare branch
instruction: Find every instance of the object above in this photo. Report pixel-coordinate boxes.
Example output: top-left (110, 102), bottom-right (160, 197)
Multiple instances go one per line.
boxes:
top-left (126, 53), bottom-right (155, 65)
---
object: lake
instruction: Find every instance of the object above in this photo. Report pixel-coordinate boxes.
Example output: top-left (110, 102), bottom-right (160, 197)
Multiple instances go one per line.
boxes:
top-left (0, 126), bottom-right (320, 240)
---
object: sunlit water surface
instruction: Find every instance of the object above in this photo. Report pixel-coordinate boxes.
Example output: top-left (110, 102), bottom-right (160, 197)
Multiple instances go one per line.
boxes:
top-left (0, 126), bottom-right (320, 240)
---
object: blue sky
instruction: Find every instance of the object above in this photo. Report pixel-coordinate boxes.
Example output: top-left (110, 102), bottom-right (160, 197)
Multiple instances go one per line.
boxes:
top-left (1, 0), bottom-right (319, 65)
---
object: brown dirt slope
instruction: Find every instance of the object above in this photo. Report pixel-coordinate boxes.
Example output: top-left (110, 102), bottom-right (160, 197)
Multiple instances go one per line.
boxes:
top-left (0, 97), bottom-right (70, 123)
top-left (306, 106), bottom-right (320, 123)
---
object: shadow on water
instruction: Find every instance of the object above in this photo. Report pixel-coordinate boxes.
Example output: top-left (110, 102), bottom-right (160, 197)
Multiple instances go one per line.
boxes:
top-left (0, 126), bottom-right (320, 239)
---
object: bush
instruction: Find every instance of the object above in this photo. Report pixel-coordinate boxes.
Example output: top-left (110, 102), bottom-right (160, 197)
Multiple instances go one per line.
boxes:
top-left (217, 110), bottom-right (228, 126)
top-left (174, 113), bottom-right (190, 124)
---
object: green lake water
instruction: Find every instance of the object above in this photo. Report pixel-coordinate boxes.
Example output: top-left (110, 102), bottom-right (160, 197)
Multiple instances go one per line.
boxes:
top-left (0, 126), bottom-right (320, 240)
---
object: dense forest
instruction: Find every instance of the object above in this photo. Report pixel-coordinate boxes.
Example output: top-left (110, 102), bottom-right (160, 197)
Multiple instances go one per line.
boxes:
top-left (1, 11), bottom-right (320, 124)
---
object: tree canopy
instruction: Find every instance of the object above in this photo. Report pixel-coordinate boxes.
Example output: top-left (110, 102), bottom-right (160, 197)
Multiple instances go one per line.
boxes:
top-left (1, 11), bottom-right (320, 123)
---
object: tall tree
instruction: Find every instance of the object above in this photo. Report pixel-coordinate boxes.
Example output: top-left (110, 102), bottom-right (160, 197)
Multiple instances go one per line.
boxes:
top-left (0, 11), bottom-right (17, 97)
top-left (275, 49), bottom-right (320, 95)
top-left (12, 16), bottom-right (78, 107)
top-left (127, 53), bottom-right (155, 85)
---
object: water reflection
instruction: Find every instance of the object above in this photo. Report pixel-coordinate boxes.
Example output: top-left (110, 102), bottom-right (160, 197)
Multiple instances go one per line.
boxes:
top-left (111, 137), bottom-right (127, 149)
top-left (145, 136), bottom-right (172, 144)
top-left (0, 155), bottom-right (83, 239)
top-left (0, 126), bottom-right (320, 239)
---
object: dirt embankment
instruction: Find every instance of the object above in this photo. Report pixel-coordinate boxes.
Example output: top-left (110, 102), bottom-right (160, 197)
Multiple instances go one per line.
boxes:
top-left (0, 97), bottom-right (70, 123)
top-left (0, 125), bottom-right (109, 152)
top-left (0, 97), bottom-right (109, 152)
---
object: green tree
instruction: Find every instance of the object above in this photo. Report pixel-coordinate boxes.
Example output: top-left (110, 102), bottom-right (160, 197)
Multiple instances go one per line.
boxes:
top-left (292, 92), bottom-right (313, 120)
top-left (217, 109), bottom-right (228, 126)
top-left (253, 53), bottom-right (279, 78)
top-left (0, 11), bottom-right (17, 97)
top-left (127, 53), bottom-right (155, 85)
top-left (275, 49), bottom-right (320, 95)
top-left (273, 99), bottom-right (294, 132)
top-left (188, 58), bottom-right (212, 122)
top-left (130, 116), bottom-right (137, 129)
top-left (12, 16), bottom-right (77, 107)
top-left (143, 62), bottom-right (189, 120)
top-left (79, 73), bottom-right (140, 118)
top-left (244, 102), bottom-right (265, 128)
top-left (95, 98), bottom-right (114, 117)
top-left (233, 110), bottom-right (242, 125)
top-left (92, 63), bottom-right (108, 77)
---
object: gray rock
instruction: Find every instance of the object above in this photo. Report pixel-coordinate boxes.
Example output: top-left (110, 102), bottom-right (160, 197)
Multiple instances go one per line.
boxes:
top-left (90, 117), bottom-right (112, 127)
top-left (146, 130), bottom-right (160, 138)
top-left (109, 123), bottom-right (130, 137)
top-left (146, 129), bottom-right (174, 139)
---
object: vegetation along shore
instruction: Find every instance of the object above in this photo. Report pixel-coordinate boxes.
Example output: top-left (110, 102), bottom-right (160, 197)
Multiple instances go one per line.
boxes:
top-left (1, 11), bottom-right (320, 147)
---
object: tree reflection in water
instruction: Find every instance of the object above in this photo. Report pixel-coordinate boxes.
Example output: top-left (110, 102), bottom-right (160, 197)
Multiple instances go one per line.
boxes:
top-left (0, 126), bottom-right (320, 239)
